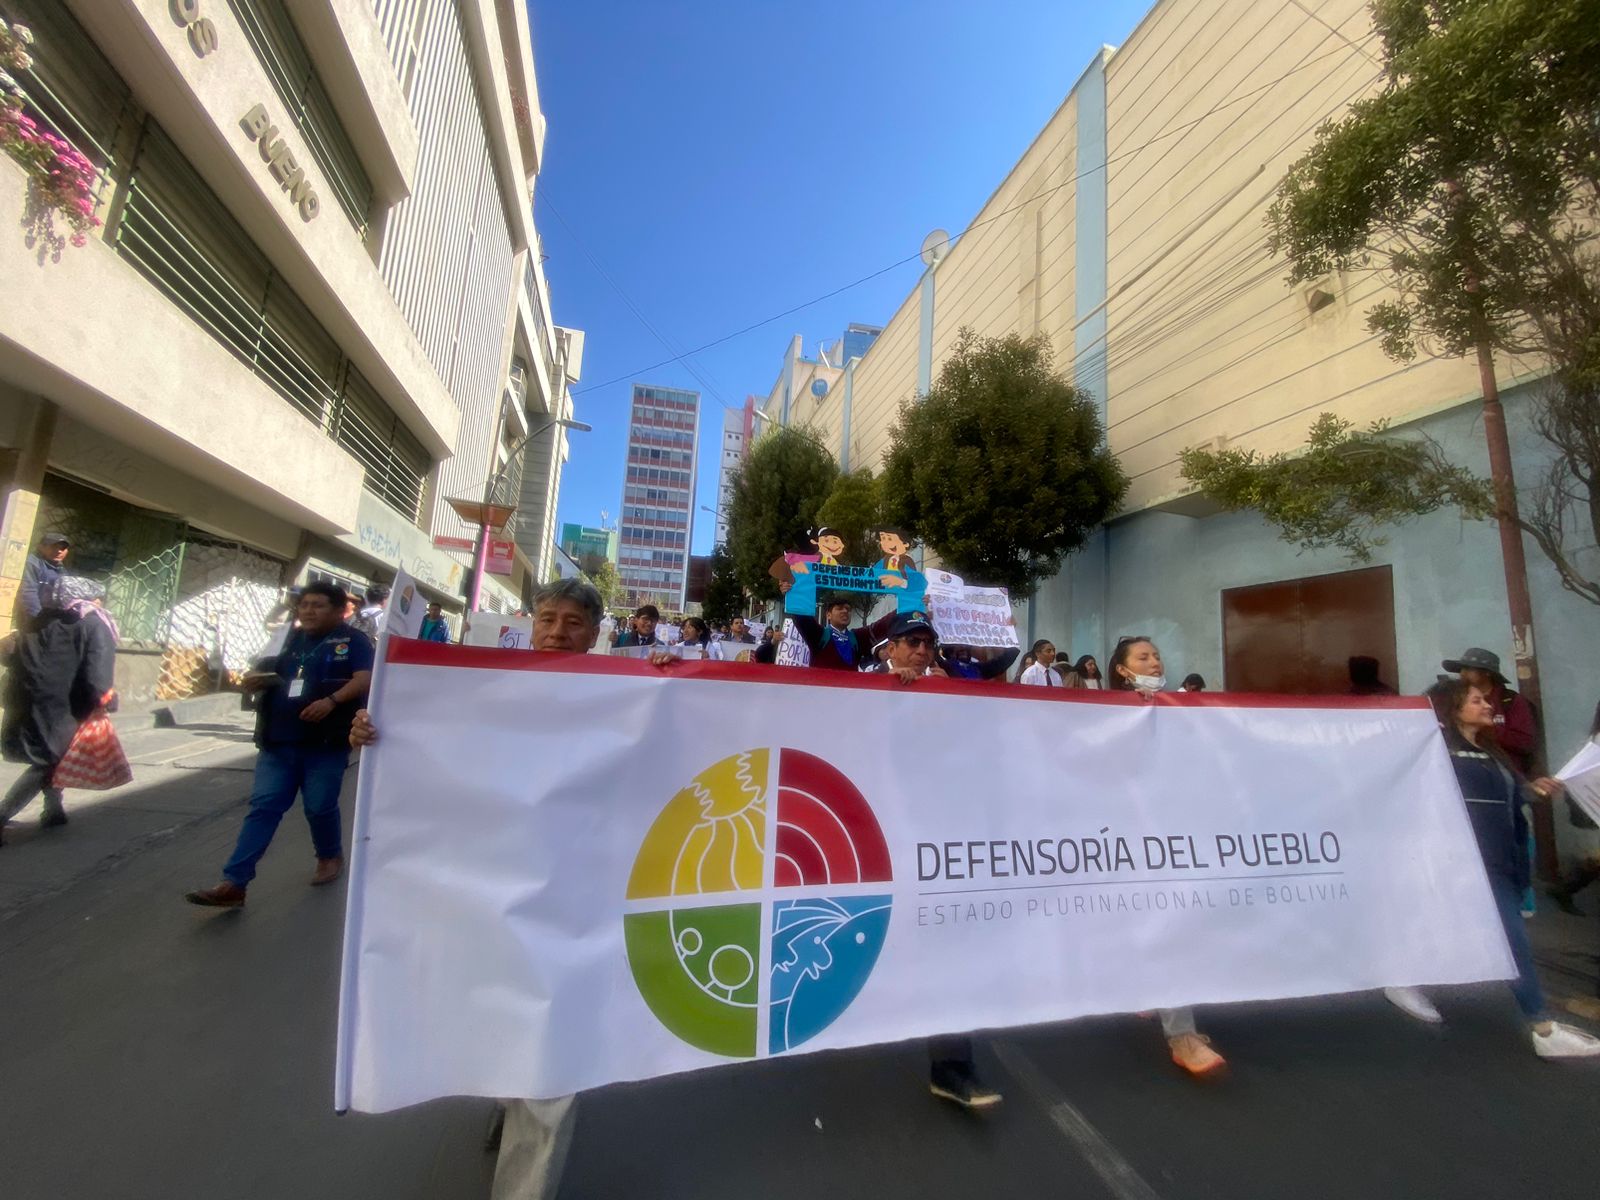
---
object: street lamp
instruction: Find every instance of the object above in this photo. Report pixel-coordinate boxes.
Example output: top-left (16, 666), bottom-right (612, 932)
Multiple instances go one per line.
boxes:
top-left (446, 414), bottom-right (592, 616)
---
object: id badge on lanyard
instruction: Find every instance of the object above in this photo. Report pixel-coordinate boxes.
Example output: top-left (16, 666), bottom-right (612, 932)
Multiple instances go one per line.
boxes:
top-left (288, 671), bottom-right (306, 699)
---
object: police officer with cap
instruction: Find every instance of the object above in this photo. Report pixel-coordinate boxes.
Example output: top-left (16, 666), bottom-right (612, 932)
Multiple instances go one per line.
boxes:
top-left (865, 610), bottom-right (1001, 1107)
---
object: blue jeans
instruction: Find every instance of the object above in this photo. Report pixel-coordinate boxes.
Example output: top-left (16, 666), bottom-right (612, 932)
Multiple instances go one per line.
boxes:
top-left (223, 744), bottom-right (349, 887)
top-left (1490, 872), bottom-right (1545, 1021)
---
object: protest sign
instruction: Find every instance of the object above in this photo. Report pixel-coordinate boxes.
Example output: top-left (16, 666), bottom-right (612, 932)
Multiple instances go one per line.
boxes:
top-left (772, 526), bottom-right (928, 617)
top-left (384, 567), bottom-right (424, 641)
top-left (463, 613), bottom-right (531, 649)
top-left (774, 618), bottom-right (811, 667)
top-left (923, 569), bottom-right (965, 606)
top-left (1556, 740), bottom-right (1600, 826)
top-left (927, 584), bottom-right (1018, 649)
top-left (337, 650), bottom-right (1513, 1112)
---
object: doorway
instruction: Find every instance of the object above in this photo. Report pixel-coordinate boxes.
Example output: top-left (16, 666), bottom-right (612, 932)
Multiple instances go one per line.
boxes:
top-left (1222, 565), bottom-right (1398, 695)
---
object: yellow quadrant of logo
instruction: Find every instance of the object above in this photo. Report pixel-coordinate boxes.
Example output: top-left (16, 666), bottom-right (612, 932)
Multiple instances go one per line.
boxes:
top-left (626, 748), bottom-right (769, 899)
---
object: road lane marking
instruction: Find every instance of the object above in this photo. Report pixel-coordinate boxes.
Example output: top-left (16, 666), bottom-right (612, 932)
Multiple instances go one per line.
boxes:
top-left (994, 1041), bottom-right (1165, 1200)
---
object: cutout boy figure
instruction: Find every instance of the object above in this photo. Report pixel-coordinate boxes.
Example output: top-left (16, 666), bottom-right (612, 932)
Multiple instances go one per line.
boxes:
top-left (874, 527), bottom-right (916, 588)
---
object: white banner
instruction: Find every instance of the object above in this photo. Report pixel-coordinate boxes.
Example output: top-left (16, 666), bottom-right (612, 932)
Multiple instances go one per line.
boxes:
top-left (336, 648), bottom-right (1512, 1113)
top-left (1556, 739), bottom-right (1600, 826)
top-left (927, 584), bottom-right (1018, 648)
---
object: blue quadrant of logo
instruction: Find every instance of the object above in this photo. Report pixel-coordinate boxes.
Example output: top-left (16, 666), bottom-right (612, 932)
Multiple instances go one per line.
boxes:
top-left (768, 895), bottom-right (891, 1054)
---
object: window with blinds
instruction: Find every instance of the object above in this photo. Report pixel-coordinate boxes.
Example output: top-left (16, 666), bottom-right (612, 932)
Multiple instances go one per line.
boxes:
top-left (225, 0), bottom-right (374, 236)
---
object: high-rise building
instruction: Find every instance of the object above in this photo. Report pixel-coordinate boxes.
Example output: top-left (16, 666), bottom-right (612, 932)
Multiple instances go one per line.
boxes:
top-left (559, 522), bottom-right (618, 573)
top-left (714, 397), bottom-right (756, 545)
top-left (618, 384), bottom-right (699, 610)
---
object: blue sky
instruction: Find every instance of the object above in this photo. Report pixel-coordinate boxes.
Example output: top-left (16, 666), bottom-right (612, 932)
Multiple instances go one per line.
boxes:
top-left (532, 0), bottom-right (1150, 555)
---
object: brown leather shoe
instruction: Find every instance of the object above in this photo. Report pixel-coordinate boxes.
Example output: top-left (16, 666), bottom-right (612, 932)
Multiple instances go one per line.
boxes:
top-left (311, 856), bottom-right (345, 886)
top-left (185, 881), bottom-right (247, 908)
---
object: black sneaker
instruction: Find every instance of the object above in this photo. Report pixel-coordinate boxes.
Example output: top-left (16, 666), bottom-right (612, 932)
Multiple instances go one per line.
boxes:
top-left (1545, 886), bottom-right (1582, 917)
top-left (40, 811), bottom-right (69, 830)
top-left (929, 1061), bottom-right (1002, 1109)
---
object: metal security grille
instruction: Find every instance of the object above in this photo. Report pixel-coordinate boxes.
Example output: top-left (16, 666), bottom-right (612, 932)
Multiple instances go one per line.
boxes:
top-left (114, 125), bottom-right (429, 522)
top-left (159, 534), bottom-right (288, 699)
top-left (335, 367), bottom-right (430, 521)
top-left (117, 124), bottom-right (343, 428)
top-left (35, 474), bottom-right (185, 646)
top-left (225, 0), bottom-right (374, 235)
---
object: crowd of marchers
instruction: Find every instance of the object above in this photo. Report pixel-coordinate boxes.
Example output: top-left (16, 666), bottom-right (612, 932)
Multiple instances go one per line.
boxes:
top-left (5, 542), bottom-right (1600, 1200)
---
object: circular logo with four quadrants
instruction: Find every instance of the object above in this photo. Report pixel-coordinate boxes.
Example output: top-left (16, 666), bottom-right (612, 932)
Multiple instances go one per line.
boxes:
top-left (624, 748), bottom-right (892, 1058)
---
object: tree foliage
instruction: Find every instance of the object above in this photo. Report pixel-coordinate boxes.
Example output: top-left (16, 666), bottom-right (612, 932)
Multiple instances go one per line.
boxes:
top-left (880, 331), bottom-right (1127, 597)
top-left (724, 425), bottom-right (839, 602)
top-left (1269, 0), bottom-right (1600, 363)
top-left (1239, 0), bottom-right (1600, 604)
top-left (700, 544), bottom-right (745, 623)
top-left (585, 558), bottom-right (624, 609)
top-left (1180, 413), bottom-right (1495, 561)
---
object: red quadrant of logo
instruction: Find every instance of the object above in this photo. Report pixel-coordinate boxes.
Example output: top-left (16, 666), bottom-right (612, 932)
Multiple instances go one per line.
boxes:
top-left (775, 749), bottom-right (893, 887)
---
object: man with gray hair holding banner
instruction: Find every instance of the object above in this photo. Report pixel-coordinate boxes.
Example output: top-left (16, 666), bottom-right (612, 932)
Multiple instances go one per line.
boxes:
top-left (352, 577), bottom-right (667, 1200)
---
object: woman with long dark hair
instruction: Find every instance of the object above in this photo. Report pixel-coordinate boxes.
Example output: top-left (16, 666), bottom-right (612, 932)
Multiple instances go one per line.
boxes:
top-left (1107, 635), bottom-right (1226, 1076)
top-left (1074, 654), bottom-right (1103, 689)
top-left (1382, 678), bottom-right (1599, 1058)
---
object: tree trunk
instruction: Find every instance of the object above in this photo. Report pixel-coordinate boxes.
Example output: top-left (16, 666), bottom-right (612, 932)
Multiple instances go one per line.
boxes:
top-left (1477, 341), bottom-right (1557, 879)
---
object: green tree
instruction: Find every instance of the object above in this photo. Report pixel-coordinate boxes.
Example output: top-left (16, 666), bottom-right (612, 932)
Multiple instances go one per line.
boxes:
top-left (1249, 0), bottom-right (1600, 647)
top-left (1180, 413), bottom-right (1495, 561)
top-left (700, 544), bottom-right (745, 623)
top-left (586, 559), bottom-right (625, 609)
top-left (725, 425), bottom-right (839, 602)
top-left (880, 330), bottom-right (1127, 597)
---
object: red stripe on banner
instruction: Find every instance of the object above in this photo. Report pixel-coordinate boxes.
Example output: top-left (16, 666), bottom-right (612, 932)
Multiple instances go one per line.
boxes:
top-left (778, 749), bottom-right (893, 884)
top-left (382, 639), bottom-right (1429, 711)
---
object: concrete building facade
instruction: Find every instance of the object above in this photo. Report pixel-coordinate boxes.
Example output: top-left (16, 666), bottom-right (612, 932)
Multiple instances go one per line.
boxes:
top-left (756, 0), bottom-right (1597, 841)
top-left (618, 384), bottom-right (699, 611)
top-left (713, 398), bottom-right (756, 546)
top-left (0, 0), bottom-right (579, 699)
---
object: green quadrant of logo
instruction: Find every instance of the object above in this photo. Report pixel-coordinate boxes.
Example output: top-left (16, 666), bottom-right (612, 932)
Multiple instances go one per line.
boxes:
top-left (624, 903), bottom-right (760, 1058)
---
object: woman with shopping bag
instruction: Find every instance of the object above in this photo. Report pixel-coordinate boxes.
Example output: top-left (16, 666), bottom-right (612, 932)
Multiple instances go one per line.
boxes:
top-left (0, 576), bottom-right (121, 845)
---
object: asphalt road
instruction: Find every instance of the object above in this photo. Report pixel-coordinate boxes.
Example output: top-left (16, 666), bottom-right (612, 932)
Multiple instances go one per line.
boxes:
top-left (2, 760), bottom-right (1598, 1200)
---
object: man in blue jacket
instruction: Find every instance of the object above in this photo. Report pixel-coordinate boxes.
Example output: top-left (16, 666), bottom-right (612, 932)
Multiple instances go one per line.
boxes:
top-left (184, 580), bottom-right (372, 907)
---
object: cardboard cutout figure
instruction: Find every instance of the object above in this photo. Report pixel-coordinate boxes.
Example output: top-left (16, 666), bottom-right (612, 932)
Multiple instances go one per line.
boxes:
top-left (771, 519), bottom-right (928, 616)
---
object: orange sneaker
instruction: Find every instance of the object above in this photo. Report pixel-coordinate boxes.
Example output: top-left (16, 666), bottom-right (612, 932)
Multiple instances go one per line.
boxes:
top-left (1169, 1033), bottom-right (1227, 1077)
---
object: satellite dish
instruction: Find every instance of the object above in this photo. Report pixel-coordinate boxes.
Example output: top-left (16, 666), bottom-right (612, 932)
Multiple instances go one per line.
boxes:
top-left (810, 378), bottom-right (829, 398)
top-left (920, 228), bottom-right (950, 267)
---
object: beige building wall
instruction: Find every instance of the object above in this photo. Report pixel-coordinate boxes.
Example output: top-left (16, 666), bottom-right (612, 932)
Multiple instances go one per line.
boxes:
top-left (790, 0), bottom-right (1537, 516)
top-left (794, 87), bottom-right (1080, 476)
top-left (1099, 0), bottom-right (1529, 511)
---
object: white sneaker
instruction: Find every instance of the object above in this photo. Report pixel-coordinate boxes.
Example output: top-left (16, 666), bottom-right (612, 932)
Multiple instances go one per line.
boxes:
top-left (1384, 986), bottom-right (1443, 1024)
top-left (1533, 1022), bottom-right (1600, 1059)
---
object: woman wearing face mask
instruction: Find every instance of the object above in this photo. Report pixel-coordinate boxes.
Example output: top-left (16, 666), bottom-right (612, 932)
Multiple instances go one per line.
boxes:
top-left (1108, 635), bottom-right (1226, 1077)
top-left (1380, 680), bottom-right (1600, 1057)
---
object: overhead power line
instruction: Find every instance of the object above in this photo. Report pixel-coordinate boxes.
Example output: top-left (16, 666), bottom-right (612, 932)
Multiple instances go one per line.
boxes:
top-left (569, 24), bottom-right (1381, 398)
